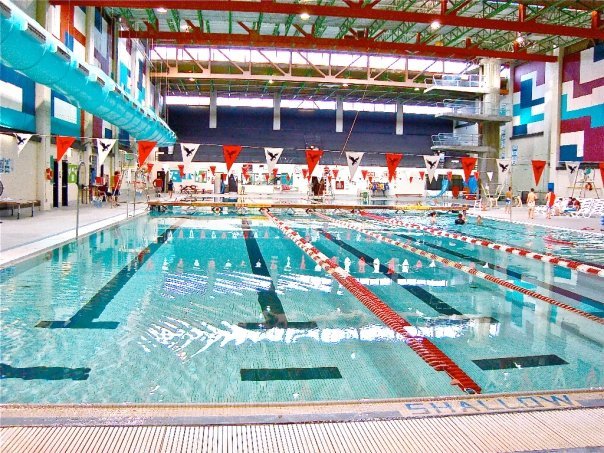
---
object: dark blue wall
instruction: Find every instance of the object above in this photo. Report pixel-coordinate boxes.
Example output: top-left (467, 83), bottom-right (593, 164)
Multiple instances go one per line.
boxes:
top-left (162, 105), bottom-right (452, 166)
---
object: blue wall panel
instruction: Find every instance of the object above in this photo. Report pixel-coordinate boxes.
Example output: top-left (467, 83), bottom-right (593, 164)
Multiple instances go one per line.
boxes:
top-left (164, 105), bottom-right (451, 166)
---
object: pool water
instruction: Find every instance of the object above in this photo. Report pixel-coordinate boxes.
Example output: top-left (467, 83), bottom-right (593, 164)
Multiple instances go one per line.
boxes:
top-left (1, 210), bottom-right (603, 404)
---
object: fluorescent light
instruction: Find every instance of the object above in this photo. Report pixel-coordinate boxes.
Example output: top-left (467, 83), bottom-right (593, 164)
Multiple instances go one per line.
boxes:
top-left (156, 7), bottom-right (167, 13)
top-left (342, 83), bottom-right (349, 87)
top-left (188, 77), bottom-right (195, 82)
top-left (516, 35), bottom-right (524, 44)
top-left (268, 79), bottom-right (274, 84)
top-left (430, 20), bottom-right (441, 30)
top-left (300, 12), bottom-right (310, 20)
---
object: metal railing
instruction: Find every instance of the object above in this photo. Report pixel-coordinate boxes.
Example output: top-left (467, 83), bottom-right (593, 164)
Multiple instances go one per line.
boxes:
top-left (427, 74), bottom-right (485, 88)
top-left (437, 99), bottom-right (510, 117)
top-left (431, 133), bottom-right (483, 147)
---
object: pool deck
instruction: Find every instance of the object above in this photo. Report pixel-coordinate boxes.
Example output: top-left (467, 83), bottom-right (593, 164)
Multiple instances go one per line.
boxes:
top-left (1, 196), bottom-right (603, 451)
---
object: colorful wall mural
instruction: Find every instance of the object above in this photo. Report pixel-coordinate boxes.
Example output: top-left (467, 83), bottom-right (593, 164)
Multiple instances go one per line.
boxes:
top-left (512, 62), bottom-right (546, 137)
top-left (560, 43), bottom-right (604, 162)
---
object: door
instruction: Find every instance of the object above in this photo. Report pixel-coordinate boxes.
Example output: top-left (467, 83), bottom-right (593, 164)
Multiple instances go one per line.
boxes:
top-left (61, 160), bottom-right (68, 206)
top-left (52, 160), bottom-right (59, 208)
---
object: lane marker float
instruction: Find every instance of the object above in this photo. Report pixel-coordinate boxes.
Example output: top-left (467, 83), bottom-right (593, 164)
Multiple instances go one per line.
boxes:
top-left (262, 209), bottom-right (482, 394)
top-left (315, 212), bottom-right (604, 327)
top-left (360, 211), bottom-right (604, 279)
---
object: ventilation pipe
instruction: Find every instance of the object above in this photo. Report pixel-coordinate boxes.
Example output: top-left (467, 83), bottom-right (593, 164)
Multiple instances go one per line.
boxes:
top-left (0, 0), bottom-right (176, 146)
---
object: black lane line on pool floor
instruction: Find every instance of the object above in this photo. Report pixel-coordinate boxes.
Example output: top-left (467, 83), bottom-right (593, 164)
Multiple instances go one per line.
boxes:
top-left (239, 219), bottom-right (317, 330)
top-left (240, 367), bottom-right (342, 381)
top-left (0, 363), bottom-right (91, 381)
top-left (318, 230), bottom-right (469, 318)
top-left (473, 354), bottom-right (568, 371)
top-left (36, 221), bottom-right (184, 329)
top-left (393, 231), bottom-right (604, 313)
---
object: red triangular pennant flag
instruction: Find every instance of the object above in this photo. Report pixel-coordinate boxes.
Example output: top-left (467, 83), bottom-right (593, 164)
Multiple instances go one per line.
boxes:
top-left (447, 171), bottom-right (453, 182)
top-left (209, 165), bottom-right (216, 175)
top-left (272, 168), bottom-right (278, 176)
top-left (474, 171), bottom-right (480, 180)
top-left (302, 168), bottom-right (309, 180)
top-left (56, 136), bottom-right (75, 161)
top-left (409, 176), bottom-right (414, 183)
top-left (361, 169), bottom-right (368, 180)
top-left (146, 163), bottom-right (154, 176)
top-left (305, 149), bottom-right (323, 178)
top-left (419, 171), bottom-right (425, 180)
top-left (460, 157), bottom-right (477, 181)
top-left (385, 153), bottom-right (403, 182)
top-left (599, 163), bottom-right (604, 187)
top-left (531, 160), bottom-right (547, 185)
top-left (333, 169), bottom-right (339, 178)
top-left (223, 145), bottom-right (242, 172)
top-left (178, 164), bottom-right (185, 177)
top-left (138, 141), bottom-right (156, 167)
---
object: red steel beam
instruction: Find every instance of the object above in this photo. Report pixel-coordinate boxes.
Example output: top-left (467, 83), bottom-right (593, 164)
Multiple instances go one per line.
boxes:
top-left (49, 0), bottom-right (604, 39)
top-left (120, 29), bottom-right (557, 62)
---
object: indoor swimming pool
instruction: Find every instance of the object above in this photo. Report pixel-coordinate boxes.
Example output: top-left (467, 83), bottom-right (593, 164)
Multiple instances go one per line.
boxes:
top-left (1, 209), bottom-right (603, 404)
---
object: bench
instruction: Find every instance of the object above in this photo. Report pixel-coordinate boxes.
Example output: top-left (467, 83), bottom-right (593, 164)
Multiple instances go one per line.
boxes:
top-left (0, 200), bottom-right (41, 219)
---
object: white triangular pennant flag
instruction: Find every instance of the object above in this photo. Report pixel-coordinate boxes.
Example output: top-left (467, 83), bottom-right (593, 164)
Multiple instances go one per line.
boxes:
top-left (14, 133), bottom-right (33, 155)
top-left (345, 151), bottom-right (364, 180)
top-left (96, 138), bottom-right (116, 170)
top-left (486, 171), bottom-right (494, 181)
top-left (264, 147), bottom-right (283, 173)
top-left (496, 159), bottom-right (511, 183)
top-left (180, 143), bottom-right (200, 167)
top-left (565, 161), bottom-right (580, 185)
top-left (423, 155), bottom-right (439, 183)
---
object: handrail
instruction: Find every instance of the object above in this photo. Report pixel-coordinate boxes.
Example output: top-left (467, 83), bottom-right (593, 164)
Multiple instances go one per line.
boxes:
top-left (438, 99), bottom-right (510, 117)
top-left (431, 133), bottom-right (482, 147)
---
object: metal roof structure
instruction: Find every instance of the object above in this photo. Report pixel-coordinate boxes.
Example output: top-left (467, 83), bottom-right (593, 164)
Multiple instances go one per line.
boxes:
top-left (51, 0), bottom-right (604, 104)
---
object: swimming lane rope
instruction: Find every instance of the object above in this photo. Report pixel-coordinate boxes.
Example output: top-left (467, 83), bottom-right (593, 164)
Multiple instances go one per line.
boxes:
top-left (314, 212), bottom-right (604, 327)
top-left (262, 209), bottom-right (482, 394)
top-left (361, 211), bottom-right (604, 279)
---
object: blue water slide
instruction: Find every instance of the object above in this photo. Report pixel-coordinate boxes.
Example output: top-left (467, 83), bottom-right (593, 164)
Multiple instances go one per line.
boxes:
top-left (0, 0), bottom-right (177, 146)
top-left (429, 178), bottom-right (449, 197)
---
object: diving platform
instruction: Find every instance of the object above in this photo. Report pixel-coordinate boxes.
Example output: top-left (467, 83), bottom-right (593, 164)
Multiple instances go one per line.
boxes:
top-left (431, 145), bottom-right (495, 154)
top-left (435, 100), bottom-right (512, 123)
top-left (431, 133), bottom-right (494, 154)
top-left (424, 74), bottom-right (489, 95)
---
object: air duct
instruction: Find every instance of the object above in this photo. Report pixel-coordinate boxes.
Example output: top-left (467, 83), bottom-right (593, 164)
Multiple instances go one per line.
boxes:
top-left (0, 0), bottom-right (176, 146)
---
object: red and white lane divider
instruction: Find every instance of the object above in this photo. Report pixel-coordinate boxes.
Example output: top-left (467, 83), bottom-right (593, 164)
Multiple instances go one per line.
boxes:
top-left (263, 210), bottom-right (482, 394)
top-left (314, 212), bottom-right (604, 327)
top-left (361, 211), bottom-right (604, 279)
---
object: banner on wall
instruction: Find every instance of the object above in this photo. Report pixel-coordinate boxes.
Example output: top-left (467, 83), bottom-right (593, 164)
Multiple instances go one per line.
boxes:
top-left (223, 145), bottom-right (242, 172)
top-left (496, 159), bottom-right (511, 183)
top-left (56, 136), bottom-right (76, 162)
top-left (264, 148), bottom-right (283, 173)
top-left (305, 149), bottom-right (323, 178)
top-left (345, 152), bottom-right (364, 180)
top-left (96, 138), bottom-right (116, 169)
top-left (14, 133), bottom-right (32, 155)
top-left (423, 155), bottom-right (439, 183)
top-left (385, 153), bottom-right (403, 182)
top-left (138, 141), bottom-right (156, 167)
top-left (531, 160), bottom-right (547, 185)
top-left (180, 143), bottom-right (200, 167)
top-left (565, 161), bottom-right (580, 185)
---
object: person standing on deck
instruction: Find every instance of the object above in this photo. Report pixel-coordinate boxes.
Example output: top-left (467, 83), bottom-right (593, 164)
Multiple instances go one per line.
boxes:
top-left (527, 188), bottom-right (537, 219)
top-left (504, 186), bottom-right (513, 214)
top-left (545, 188), bottom-right (556, 219)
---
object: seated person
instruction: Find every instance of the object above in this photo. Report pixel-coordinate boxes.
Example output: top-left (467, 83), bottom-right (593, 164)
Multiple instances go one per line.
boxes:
top-left (573, 198), bottom-right (581, 210)
top-left (454, 213), bottom-right (466, 225)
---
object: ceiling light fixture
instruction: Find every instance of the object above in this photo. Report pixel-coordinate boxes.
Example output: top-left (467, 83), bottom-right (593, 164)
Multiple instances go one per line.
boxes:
top-left (156, 7), bottom-right (167, 13)
top-left (188, 77), bottom-right (195, 82)
top-left (430, 20), bottom-right (441, 30)
top-left (516, 35), bottom-right (525, 44)
top-left (342, 83), bottom-right (349, 87)
top-left (268, 79), bottom-right (274, 84)
top-left (300, 12), bottom-right (310, 20)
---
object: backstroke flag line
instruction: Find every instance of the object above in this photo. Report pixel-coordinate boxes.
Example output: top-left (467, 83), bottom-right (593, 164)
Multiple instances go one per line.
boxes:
top-left (223, 145), bottom-right (242, 172)
top-left (56, 136), bottom-right (76, 162)
top-left (306, 149), bottom-right (323, 178)
top-left (496, 159), bottom-right (511, 183)
top-left (180, 143), bottom-right (200, 167)
top-left (345, 152), bottom-right (364, 180)
top-left (423, 155), bottom-right (439, 183)
top-left (532, 160), bottom-right (547, 185)
top-left (385, 153), bottom-right (403, 182)
top-left (14, 133), bottom-right (32, 155)
top-left (461, 157), bottom-right (477, 182)
top-left (137, 141), bottom-right (156, 167)
top-left (96, 138), bottom-right (116, 171)
top-left (264, 148), bottom-right (283, 173)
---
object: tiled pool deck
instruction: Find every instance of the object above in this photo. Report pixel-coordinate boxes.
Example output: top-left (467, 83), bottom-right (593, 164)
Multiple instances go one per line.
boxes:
top-left (1, 197), bottom-right (603, 451)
